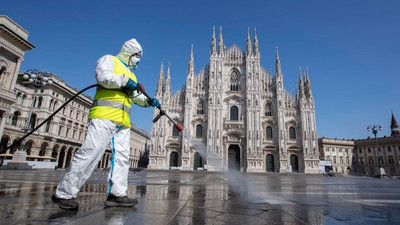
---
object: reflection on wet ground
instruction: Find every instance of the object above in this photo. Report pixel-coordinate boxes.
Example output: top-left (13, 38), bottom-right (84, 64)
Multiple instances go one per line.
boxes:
top-left (0, 170), bottom-right (399, 224)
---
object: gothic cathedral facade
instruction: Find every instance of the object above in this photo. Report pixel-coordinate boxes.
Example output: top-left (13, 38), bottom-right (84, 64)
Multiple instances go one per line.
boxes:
top-left (148, 27), bottom-right (320, 173)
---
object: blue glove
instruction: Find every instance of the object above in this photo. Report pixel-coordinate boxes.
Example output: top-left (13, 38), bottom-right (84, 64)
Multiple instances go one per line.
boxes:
top-left (125, 78), bottom-right (138, 91)
top-left (147, 98), bottom-right (161, 108)
top-left (122, 78), bottom-right (138, 97)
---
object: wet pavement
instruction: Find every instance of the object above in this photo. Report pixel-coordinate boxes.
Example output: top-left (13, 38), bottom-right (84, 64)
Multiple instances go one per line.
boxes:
top-left (0, 170), bottom-right (399, 225)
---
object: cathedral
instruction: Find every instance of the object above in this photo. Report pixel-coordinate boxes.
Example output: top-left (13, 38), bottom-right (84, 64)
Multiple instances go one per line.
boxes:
top-left (148, 27), bottom-right (320, 173)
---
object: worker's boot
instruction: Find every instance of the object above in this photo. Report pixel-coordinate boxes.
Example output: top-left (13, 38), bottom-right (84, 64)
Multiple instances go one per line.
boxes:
top-left (52, 194), bottom-right (79, 210)
top-left (105, 195), bottom-right (138, 207)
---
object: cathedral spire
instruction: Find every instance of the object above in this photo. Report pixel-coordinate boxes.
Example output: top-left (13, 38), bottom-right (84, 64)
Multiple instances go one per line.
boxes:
top-left (190, 44), bottom-right (194, 61)
top-left (165, 62), bottom-right (171, 93)
top-left (186, 44), bottom-right (194, 89)
top-left (275, 46), bottom-right (282, 75)
top-left (305, 67), bottom-right (310, 82)
top-left (218, 26), bottom-right (224, 55)
top-left (298, 67), bottom-right (304, 98)
top-left (298, 66), bottom-right (302, 77)
top-left (246, 27), bottom-right (252, 56)
top-left (391, 111), bottom-right (400, 137)
top-left (253, 27), bottom-right (259, 56)
top-left (298, 66), bottom-right (302, 85)
top-left (187, 44), bottom-right (194, 74)
top-left (211, 26), bottom-right (216, 56)
top-left (304, 67), bottom-right (312, 98)
top-left (156, 62), bottom-right (164, 95)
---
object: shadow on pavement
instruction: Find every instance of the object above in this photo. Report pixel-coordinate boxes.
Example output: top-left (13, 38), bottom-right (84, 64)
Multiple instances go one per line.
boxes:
top-left (48, 209), bottom-right (78, 222)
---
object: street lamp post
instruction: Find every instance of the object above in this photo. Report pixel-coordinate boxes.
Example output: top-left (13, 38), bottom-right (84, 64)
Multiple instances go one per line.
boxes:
top-left (367, 124), bottom-right (385, 177)
top-left (8, 70), bottom-right (53, 169)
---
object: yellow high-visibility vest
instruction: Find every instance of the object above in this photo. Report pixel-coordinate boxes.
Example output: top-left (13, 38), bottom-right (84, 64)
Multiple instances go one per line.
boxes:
top-left (89, 55), bottom-right (137, 128)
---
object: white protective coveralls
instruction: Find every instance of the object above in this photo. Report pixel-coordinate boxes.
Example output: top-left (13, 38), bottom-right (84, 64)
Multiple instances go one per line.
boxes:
top-left (55, 39), bottom-right (149, 199)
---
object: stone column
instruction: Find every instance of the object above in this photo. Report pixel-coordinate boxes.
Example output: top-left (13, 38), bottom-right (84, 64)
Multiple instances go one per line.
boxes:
top-left (0, 111), bottom-right (7, 139)
top-left (30, 147), bottom-right (40, 157)
top-left (9, 58), bottom-right (22, 92)
top-left (61, 153), bottom-right (67, 168)
top-left (44, 148), bottom-right (51, 162)
top-left (280, 154), bottom-right (289, 173)
top-left (181, 156), bottom-right (190, 170)
top-left (55, 150), bottom-right (61, 163)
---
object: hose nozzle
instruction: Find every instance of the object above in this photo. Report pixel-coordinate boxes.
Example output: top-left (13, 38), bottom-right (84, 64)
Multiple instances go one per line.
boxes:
top-left (175, 123), bottom-right (184, 132)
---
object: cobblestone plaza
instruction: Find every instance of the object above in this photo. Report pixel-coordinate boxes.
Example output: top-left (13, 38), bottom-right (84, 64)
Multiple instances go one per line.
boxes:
top-left (0, 170), bottom-right (399, 224)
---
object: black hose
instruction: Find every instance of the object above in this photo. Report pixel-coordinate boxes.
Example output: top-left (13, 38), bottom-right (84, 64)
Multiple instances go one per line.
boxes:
top-left (0, 84), bottom-right (100, 154)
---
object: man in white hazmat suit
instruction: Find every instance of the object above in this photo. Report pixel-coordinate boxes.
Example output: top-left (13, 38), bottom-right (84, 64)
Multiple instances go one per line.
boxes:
top-left (52, 39), bottom-right (160, 210)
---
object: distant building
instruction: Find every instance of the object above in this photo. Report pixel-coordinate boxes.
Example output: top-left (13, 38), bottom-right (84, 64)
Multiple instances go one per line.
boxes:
top-left (149, 27), bottom-right (319, 173)
top-left (130, 124), bottom-right (150, 168)
top-left (318, 138), bottom-right (354, 175)
top-left (353, 114), bottom-right (400, 176)
top-left (319, 113), bottom-right (400, 176)
top-left (0, 15), bottom-right (35, 138)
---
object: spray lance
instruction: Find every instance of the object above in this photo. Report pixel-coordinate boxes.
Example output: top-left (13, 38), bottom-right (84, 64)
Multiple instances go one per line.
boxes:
top-left (137, 83), bottom-right (184, 132)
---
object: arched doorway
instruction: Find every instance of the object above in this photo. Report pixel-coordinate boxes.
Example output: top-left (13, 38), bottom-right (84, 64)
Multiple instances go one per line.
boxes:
top-left (65, 148), bottom-right (73, 168)
top-left (10, 140), bottom-right (19, 154)
top-left (0, 136), bottom-right (10, 166)
top-left (169, 152), bottom-right (178, 167)
top-left (101, 154), bottom-right (106, 168)
top-left (25, 140), bottom-right (33, 160)
top-left (58, 147), bottom-right (66, 168)
top-left (193, 152), bottom-right (202, 170)
top-left (0, 136), bottom-right (9, 153)
top-left (266, 154), bottom-right (274, 172)
top-left (39, 143), bottom-right (48, 161)
top-left (290, 154), bottom-right (299, 172)
top-left (51, 145), bottom-right (59, 162)
top-left (228, 145), bottom-right (240, 171)
top-left (106, 154), bottom-right (110, 168)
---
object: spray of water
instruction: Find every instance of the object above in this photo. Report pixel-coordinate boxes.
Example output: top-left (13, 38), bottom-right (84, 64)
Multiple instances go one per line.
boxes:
top-left (181, 130), bottom-right (267, 203)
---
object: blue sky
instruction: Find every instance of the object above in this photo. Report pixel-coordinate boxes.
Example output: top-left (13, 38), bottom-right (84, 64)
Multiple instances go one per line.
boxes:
top-left (2, 0), bottom-right (399, 139)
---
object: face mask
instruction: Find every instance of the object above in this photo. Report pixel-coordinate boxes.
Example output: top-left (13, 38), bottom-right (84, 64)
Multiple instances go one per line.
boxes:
top-left (129, 54), bottom-right (141, 68)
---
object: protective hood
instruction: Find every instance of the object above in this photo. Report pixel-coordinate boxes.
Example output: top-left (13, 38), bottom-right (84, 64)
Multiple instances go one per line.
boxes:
top-left (116, 39), bottom-right (143, 67)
